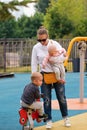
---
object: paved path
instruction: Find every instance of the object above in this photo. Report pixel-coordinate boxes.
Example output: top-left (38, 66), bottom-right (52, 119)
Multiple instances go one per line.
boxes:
top-left (52, 98), bottom-right (87, 110)
top-left (35, 112), bottom-right (87, 130)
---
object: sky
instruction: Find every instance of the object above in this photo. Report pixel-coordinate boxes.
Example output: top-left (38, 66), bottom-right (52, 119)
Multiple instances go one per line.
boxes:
top-left (1, 0), bottom-right (36, 18)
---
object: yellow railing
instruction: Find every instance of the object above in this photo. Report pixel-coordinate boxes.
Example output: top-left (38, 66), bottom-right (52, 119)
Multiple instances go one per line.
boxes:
top-left (64, 37), bottom-right (87, 67)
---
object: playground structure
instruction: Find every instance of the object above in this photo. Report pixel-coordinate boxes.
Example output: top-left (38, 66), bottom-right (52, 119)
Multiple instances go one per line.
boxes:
top-left (64, 37), bottom-right (87, 67)
top-left (19, 101), bottom-right (48, 130)
top-left (19, 107), bottom-right (41, 130)
top-left (64, 37), bottom-right (87, 103)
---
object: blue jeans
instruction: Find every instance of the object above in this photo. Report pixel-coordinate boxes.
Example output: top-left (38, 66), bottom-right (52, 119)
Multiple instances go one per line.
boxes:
top-left (41, 82), bottom-right (68, 120)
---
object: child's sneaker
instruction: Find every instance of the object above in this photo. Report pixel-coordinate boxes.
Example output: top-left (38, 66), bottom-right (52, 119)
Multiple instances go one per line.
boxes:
top-left (24, 126), bottom-right (30, 130)
top-left (64, 117), bottom-right (71, 127)
top-left (39, 113), bottom-right (48, 119)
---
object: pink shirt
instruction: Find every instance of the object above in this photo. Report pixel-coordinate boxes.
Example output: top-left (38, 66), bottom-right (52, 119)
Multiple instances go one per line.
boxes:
top-left (42, 48), bottom-right (67, 68)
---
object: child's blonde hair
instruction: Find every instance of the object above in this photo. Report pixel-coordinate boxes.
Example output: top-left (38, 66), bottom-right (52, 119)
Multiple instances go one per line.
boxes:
top-left (48, 44), bottom-right (57, 53)
top-left (31, 72), bottom-right (43, 81)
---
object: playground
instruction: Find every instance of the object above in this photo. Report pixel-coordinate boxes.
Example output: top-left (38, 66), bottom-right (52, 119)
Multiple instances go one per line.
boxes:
top-left (0, 72), bottom-right (87, 130)
top-left (0, 37), bottom-right (87, 130)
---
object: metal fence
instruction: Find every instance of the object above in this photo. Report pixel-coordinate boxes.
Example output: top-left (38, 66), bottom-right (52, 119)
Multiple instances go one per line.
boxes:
top-left (0, 38), bottom-right (87, 73)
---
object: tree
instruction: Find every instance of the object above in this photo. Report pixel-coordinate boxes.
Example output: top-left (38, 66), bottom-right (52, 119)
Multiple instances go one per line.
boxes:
top-left (17, 12), bottom-right (44, 38)
top-left (0, 0), bottom-right (37, 21)
top-left (0, 12), bottom-right (44, 38)
top-left (44, 0), bottom-right (87, 38)
top-left (74, 19), bottom-right (87, 36)
top-left (0, 19), bottom-right (17, 38)
top-left (50, 0), bottom-right (87, 26)
top-left (44, 1), bottom-right (73, 38)
top-left (35, 0), bottom-right (50, 14)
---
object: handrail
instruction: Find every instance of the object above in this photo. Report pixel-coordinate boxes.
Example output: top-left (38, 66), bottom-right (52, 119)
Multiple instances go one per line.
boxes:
top-left (64, 37), bottom-right (87, 67)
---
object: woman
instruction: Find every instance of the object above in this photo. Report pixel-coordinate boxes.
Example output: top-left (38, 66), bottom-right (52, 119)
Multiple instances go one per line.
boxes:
top-left (31, 26), bottom-right (71, 128)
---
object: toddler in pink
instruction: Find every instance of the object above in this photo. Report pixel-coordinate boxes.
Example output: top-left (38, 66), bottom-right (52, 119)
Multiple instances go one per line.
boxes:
top-left (42, 44), bottom-right (67, 84)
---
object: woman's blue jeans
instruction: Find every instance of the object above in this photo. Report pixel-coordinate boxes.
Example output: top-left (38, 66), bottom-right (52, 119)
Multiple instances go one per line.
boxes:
top-left (41, 82), bottom-right (68, 120)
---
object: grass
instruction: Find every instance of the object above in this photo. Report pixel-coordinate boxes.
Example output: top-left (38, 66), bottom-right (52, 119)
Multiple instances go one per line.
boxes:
top-left (2, 61), bottom-right (86, 73)
top-left (0, 66), bottom-right (31, 73)
top-left (66, 62), bottom-right (73, 72)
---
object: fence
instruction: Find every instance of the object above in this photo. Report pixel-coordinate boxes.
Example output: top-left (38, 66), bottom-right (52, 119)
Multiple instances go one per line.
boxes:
top-left (0, 38), bottom-right (87, 73)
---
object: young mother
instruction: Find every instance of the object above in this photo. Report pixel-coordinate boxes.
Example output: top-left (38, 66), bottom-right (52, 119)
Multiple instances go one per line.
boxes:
top-left (31, 26), bottom-right (71, 129)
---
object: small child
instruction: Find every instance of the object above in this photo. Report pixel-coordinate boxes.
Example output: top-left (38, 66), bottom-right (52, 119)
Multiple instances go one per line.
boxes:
top-left (20, 72), bottom-right (47, 119)
top-left (42, 44), bottom-right (67, 84)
